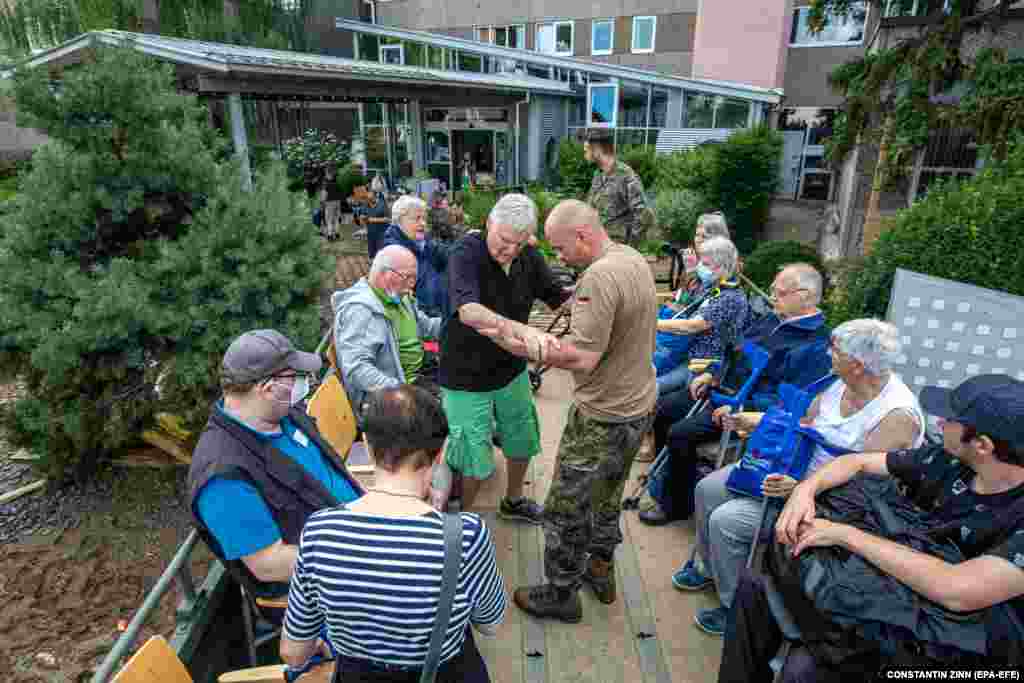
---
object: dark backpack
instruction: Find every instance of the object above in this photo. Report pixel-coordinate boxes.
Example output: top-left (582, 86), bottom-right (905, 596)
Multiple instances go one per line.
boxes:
top-left (765, 476), bottom-right (1012, 671)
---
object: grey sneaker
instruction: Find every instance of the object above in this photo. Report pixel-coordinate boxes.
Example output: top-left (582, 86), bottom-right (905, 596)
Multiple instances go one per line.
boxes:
top-left (499, 496), bottom-right (544, 524)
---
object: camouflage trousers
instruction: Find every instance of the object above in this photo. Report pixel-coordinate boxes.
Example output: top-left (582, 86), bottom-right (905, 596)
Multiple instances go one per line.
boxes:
top-left (542, 404), bottom-right (655, 589)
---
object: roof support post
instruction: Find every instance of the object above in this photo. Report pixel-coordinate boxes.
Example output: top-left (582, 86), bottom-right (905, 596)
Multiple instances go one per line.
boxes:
top-left (228, 93), bottom-right (253, 192)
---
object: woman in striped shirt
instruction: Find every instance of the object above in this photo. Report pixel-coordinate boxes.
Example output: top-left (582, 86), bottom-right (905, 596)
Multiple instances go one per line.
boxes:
top-left (281, 385), bottom-right (506, 682)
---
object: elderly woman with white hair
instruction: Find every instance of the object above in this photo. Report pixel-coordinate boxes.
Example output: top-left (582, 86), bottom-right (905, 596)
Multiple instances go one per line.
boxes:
top-left (669, 212), bottom-right (731, 310)
top-left (673, 318), bottom-right (926, 637)
top-left (381, 194), bottom-right (451, 318)
top-left (439, 193), bottom-right (573, 520)
top-left (654, 236), bottom-right (750, 397)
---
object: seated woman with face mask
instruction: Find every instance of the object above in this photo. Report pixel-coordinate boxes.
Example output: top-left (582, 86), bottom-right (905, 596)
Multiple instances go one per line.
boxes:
top-left (653, 236), bottom-right (750, 397)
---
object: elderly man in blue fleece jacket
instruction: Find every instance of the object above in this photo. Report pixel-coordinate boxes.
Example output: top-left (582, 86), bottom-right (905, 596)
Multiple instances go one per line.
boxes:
top-left (639, 263), bottom-right (834, 525)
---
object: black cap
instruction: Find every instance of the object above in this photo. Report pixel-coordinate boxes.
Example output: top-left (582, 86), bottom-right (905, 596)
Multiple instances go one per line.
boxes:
top-left (920, 374), bottom-right (1024, 448)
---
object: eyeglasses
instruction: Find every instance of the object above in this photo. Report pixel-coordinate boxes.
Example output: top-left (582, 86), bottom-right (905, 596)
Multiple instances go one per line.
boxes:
top-left (769, 286), bottom-right (808, 299)
top-left (387, 268), bottom-right (417, 284)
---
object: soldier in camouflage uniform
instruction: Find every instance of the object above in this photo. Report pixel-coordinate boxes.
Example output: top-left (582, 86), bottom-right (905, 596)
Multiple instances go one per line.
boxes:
top-left (470, 199), bottom-right (658, 623)
top-left (584, 128), bottom-right (653, 246)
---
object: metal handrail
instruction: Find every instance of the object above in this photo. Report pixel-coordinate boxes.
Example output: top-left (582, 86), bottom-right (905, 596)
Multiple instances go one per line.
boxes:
top-left (90, 529), bottom-right (200, 683)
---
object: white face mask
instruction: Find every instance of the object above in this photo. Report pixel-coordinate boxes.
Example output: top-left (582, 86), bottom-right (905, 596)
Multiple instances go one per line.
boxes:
top-left (270, 375), bottom-right (310, 407)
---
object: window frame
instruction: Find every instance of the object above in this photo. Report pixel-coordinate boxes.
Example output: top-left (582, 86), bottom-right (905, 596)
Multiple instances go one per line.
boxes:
top-left (591, 18), bottom-right (614, 56)
top-left (631, 16), bottom-right (656, 54)
top-left (380, 43), bottom-right (404, 65)
top-left (588, 82), bottom-right (619, 128)
top-left (536, 20), bottom-right (574, 56)
top-left (789, 2), bottom-right (868, 48)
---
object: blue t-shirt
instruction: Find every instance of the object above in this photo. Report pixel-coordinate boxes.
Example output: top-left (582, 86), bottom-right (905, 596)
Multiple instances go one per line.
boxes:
top-left (197, 403), bottom-right (361, 560)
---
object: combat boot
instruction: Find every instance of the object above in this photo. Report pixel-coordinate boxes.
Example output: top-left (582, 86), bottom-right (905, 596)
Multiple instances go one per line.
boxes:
top-left (582, 556), bottom-right (616, 604)
top-left (514, 584), bottom-right (582, 623)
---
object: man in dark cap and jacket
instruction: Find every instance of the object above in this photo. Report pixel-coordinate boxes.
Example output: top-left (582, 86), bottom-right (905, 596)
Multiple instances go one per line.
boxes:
top-left (188, 329), bottom-right (363, 596)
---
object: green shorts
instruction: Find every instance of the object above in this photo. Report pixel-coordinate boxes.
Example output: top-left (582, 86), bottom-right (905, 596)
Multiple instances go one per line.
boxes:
top-left (441, 370), bottom-right (541, 480)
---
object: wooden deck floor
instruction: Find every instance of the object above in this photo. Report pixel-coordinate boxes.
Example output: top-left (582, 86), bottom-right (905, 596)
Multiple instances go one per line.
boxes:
top-left (464, 368), bottom-right (722, 683)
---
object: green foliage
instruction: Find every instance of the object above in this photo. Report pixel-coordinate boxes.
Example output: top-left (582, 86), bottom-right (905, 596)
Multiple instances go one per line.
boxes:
top-left (655, 128), bottom-right (782, 254)
top-left (654, 189), bottom-right (707, 245)
top-left (557, 138), bottom-right (593, 198)
top-left (0, 48), bottom-right (327, 480)
top-left (282, 128), bottom-right (351, 189)
top-left (0, 0), bottom-right (311, 58)
top-left (619, 146), bottom-right (658, 194)
top-left (337, 168), bottom-right (368, 203)
top-left (462, 188), bottom-right (499, 231)
top-left (655, 144), bottom-right (717, 196)
top-left (826, 135), bottom-right (1024, 326)
top-left (742, 240), bottom-right (826, 296)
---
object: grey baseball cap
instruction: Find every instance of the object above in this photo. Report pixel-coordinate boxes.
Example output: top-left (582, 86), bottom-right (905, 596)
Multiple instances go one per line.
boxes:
top-left (221, 329), bottom-right (321, 384)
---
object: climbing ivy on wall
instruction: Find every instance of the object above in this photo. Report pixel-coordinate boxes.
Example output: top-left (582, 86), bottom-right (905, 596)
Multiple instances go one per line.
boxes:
top-left (812, 0), bottom-right (1024, 179)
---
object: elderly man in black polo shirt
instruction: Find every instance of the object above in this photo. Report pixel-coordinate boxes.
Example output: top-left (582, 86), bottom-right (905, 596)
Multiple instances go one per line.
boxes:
top-left (440, 193), bottom-right (572, 521)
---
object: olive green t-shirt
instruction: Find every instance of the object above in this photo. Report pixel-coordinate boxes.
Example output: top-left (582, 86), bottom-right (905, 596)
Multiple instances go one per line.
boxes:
top-left (567, 243), bottom-right (658, 421)
top-left (371, 286), bottom-right (423, 382)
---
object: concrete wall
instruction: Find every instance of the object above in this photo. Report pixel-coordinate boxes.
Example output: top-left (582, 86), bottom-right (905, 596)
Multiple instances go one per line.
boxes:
top-left (375, 0), bottom-right (698, 75)
top-left (692, 0), bottom-right (791, 89)
top-left (781, 0), bottom-right (871, 107)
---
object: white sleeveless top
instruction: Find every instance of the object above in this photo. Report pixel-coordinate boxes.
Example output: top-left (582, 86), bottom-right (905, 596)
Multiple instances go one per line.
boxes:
top-left (807, 373), bottom-right (925, 474)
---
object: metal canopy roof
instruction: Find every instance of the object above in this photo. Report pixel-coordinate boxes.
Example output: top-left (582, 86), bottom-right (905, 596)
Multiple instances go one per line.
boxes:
top-left (335, 19), bottom-right (783, 104)
top-left (22, 30), bottom-right (574, 97)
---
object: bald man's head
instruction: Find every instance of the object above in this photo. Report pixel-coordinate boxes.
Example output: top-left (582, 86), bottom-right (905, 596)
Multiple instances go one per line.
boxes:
top-left (545, 199), bottom-right (609, 267)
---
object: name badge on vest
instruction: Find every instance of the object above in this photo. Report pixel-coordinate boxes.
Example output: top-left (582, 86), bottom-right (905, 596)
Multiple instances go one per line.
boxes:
top-left (293, 429), bottom-right (310, 448)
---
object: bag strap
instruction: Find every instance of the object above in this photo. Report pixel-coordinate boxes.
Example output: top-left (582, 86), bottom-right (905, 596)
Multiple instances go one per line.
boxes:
top-left (420, 513), bottom-right (462, 683)
top-left (794, 426), bottom-right (855, 459)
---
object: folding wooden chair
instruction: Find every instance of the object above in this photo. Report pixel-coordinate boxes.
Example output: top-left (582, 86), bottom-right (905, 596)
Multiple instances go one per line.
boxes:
top-left (111, 635), bottom-right (334, 683)
top-left (307, 331), bottom-right (372, 474)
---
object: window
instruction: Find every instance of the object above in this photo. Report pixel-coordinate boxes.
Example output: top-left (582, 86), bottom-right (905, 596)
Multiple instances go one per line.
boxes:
top-left (457, 51), bottom-right (483, 72)
top-left (685, 94), bottom-right (750, 129)
top-left (537, 20), bottom-right (574, 55)
top-left (592, 19), bottom-right (613, 56)
top-left (476, 24), bottom-right (525, 48)
top-left (427, 45), bottom-right (446, 69)
top-left (790, 2), bottom-right (867, 46)
top-left (884, 0), bottom-right (949, 17)
top-left (589, 83), bottom-right (618, 126)
top-left (380, 44), bottom-right (403, 65)
top-left (631, 16), bottom-right (656, 53)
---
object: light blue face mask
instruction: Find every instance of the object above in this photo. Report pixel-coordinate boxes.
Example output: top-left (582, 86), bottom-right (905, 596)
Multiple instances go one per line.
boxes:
top-left (696, 263), bottom-right (717, 284)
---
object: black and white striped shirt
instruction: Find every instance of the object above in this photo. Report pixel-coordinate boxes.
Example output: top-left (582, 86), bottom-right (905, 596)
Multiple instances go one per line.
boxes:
top-left (283, 509), bottom-right (506, 668)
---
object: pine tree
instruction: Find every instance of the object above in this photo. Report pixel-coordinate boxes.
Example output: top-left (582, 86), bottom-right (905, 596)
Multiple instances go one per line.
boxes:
top-left (0, 47), bottom-right (329, 480)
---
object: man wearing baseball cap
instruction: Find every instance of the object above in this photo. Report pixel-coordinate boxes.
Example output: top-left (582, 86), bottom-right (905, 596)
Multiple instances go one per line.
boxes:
top-left (719, 374), bottom-right (1024, 682)
top-left (188, 330), bottom-right (364, 599)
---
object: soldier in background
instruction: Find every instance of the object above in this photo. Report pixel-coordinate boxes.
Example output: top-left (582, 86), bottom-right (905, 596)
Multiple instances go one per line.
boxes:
top-left (583, 128), bottom-right (652, 246)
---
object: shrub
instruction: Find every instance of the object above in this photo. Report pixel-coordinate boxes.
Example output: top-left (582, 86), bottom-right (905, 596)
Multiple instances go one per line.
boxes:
top-left (827, 139), bottom-right (1024, 326)
top-left (714, 127), bottom-right (782, 254)
top-left (742, 240), bottom-right (827, 299)
top-left (654, 189), bottom-right (707, 246)
top-left (557, 138), bottom-right (592, 198)
top-left (282, 128), bottom-right (351, 195)
top-left (336, 167), bottom-right (368, 204)
top-left (462, 188), bottom-right (499, 230)
top-left (619, 146), bottom-right (658, 194)
top-left (655, 127), bottom-right (782, 254)
top-left (0, 48), bottom-right (328, 480)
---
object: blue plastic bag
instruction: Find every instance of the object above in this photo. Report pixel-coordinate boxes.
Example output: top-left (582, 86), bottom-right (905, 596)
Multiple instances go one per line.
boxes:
top-left (725, 408), bottom-right (852, 499)
top-left (653, 304), bottom-right (696, 376)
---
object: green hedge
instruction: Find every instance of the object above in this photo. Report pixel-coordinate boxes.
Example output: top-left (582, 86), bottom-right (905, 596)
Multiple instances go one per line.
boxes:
top-left (655, 189), bottom-right (707, 245)
top-left (743, 240), bottom-right (826, 298)
top-left (827, 138), bottom-right (1024, 326)
top-left (556, 139), bottom-right (658, 200)
top-left (655, 127), bottom-right (782, 254)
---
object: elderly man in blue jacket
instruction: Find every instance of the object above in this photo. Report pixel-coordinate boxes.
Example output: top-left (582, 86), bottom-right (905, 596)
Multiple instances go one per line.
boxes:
top-left (639, 263), bottom-right (833, 525)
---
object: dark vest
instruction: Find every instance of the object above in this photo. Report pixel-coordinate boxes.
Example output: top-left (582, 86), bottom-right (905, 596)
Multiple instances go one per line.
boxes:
top-left (188, 403), bottom-right (363, 595)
